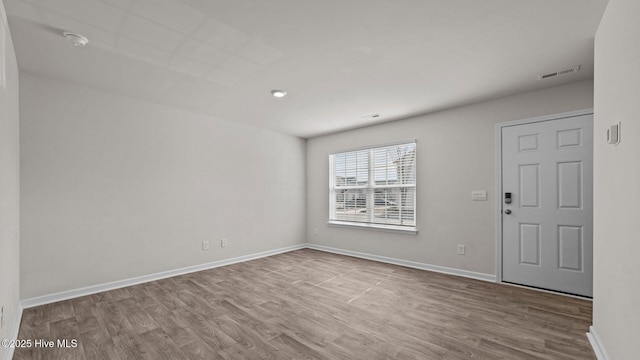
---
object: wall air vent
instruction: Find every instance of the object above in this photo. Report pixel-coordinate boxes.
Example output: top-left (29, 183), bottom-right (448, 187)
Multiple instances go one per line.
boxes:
top-left (538, 65), bottom-right (581, 80)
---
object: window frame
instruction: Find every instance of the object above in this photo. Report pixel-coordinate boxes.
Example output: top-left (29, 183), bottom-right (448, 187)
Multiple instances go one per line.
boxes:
top-left (328, 140), bottom-right (417, 234)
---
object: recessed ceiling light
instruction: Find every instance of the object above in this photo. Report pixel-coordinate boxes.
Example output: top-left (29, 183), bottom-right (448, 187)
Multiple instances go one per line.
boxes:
top-left (271, 90), bottom-right (287, 98)
top-left (63, 32), bottom-right (89, 47)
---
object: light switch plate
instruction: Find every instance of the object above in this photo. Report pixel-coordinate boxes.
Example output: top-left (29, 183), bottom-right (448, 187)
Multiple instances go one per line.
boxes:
top-left (471, 190), bottom-right (487, 201)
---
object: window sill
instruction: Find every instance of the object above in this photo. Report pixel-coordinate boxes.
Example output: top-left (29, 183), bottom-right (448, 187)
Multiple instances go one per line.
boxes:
top-left (327, 221), bottom-right (417, 234)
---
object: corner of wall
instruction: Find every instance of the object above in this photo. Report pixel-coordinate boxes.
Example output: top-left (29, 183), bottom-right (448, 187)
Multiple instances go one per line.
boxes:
top-left (592, 0), bottom-right (640, 359)
top-left (587, 326), bottom-right (610, 360)
top-left (0, 0), bottom-right (21, 359)
top-left (2, 305), bottom-right (23, 360)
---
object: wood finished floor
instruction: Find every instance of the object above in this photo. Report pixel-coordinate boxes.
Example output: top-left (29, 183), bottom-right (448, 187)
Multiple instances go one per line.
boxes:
top-left (14, 249), bottom-right (594, 360)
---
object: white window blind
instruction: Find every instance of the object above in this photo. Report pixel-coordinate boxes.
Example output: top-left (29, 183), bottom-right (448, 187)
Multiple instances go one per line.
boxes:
top-left (329, 141), bottom-right (416, 231)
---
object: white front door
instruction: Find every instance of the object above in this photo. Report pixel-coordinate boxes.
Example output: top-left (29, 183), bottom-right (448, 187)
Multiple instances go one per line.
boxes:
top-left (501, 114), bottom-right (593, 297)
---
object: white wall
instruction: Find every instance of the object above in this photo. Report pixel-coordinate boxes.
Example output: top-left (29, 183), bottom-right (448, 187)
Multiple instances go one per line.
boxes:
top-left (0, 0), bottom-right (20, 358)
top-left (20, 73), bottom-right (306, 299)
top-left (307, 80), bottom-right (593, 277)
top-left (592, 0), bottom-right (640, 358)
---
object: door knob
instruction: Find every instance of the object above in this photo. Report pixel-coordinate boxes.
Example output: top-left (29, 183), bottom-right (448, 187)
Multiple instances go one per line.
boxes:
top-left (504, 209), bottom-right (512, 214)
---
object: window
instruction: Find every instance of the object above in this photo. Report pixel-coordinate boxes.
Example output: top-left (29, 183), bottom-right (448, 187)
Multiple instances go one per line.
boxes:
top-left (329, 141), bottom-right (416, 232)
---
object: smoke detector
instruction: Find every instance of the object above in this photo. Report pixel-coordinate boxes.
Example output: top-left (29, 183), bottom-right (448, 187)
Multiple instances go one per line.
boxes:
top-left (63, 32), bottom-right (89, 47)
top-left (538, 65), bottom-right (580, 80)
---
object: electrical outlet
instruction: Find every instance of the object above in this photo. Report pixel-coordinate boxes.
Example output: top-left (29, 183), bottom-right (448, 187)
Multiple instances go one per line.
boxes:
top-left (221, 238), bottom-right (228, 247)
top-left (457, 244), bottom-right (465, 255)
top-left (202, 240), bottom-right (209, 250)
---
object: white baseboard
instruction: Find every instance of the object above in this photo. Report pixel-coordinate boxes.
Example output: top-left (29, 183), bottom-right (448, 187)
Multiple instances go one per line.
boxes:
top-left (3, 304), bottom-right (23, 360)
top-left (20, 242), bottom-right (496, 310)
top-left (21, 244), bottom-right (306, 309)
top-left (306, 244), bottom-right (496, 282)
top-left (587, 326), bottom-right (609, 360)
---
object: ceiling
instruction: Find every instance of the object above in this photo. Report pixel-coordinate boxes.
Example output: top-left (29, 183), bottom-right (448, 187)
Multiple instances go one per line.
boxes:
top-left (4, 0), bottom-right (608, 138)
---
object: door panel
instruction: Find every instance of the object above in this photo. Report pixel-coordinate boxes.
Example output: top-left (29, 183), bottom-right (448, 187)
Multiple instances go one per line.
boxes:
top-left (519, 134), bottom-right (540, 151)
top-left (502, 114), bottom-right (593, 297)
top-left (558, 225), bottom-right (583, 271)
top-left (519, 224), bottom-right (541, 265)
top-left (557, 128), bottom-right (582, 148)
top-left (519, 164), bottom-right (540, 207)
top-left (558, 161), bottom-right (582, 208)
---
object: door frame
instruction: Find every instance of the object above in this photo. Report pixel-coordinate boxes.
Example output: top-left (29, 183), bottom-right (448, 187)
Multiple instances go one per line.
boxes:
top-left (494, 108), bottom-right (594, 284)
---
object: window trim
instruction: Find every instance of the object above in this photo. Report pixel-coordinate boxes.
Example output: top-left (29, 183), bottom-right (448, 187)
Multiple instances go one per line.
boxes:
top-left (328, 140), bottom-right (417, 233)
top-left (327, 220), bottom-right (418, 234)
top-left (328, 139), bottom-right (418, 156)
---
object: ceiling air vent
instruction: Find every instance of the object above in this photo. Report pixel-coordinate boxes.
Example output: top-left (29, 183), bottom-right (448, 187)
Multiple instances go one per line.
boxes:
top-left (361, 114), bottom-right (381, 120)
top-left (538, 65), bottom-right (581, 80)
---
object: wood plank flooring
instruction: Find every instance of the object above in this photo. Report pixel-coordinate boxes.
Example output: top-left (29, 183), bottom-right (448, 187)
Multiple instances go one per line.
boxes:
top-left (13, 249), bottom-right (595, 359)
